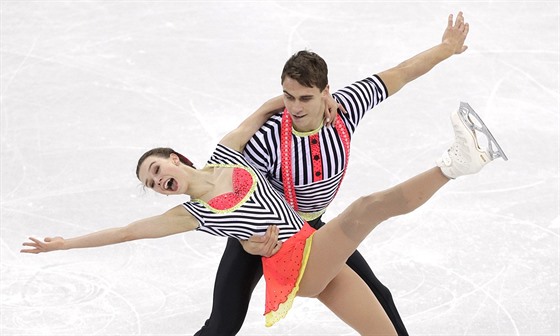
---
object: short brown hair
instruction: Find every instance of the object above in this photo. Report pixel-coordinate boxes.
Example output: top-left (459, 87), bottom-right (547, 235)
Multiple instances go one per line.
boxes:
top-left (281, 50), bottom-right (328, 91)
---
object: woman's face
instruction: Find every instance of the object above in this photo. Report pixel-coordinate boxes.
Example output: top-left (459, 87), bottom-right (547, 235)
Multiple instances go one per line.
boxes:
top-left (138, 154), bottom-right (186, 195)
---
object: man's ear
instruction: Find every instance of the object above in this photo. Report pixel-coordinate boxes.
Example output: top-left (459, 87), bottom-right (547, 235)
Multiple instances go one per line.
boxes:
top-left (322, 84), bottom-right (330, 97)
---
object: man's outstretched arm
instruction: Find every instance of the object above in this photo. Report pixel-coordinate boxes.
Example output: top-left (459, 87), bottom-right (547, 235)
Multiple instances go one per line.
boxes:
top-left (378, 11), bottom-right (470, 96)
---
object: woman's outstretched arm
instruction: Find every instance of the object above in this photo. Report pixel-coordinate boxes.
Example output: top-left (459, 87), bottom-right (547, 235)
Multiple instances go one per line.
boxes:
top-left (21, 205), bottom-right (197, 254)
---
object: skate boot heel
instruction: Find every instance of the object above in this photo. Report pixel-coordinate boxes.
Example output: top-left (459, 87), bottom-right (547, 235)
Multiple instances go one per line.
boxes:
top-left (437, 102), bottom-right (507, 179)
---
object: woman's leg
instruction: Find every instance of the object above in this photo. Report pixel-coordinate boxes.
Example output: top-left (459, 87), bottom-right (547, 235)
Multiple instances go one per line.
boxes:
top-left (310, 218), bottom-right (409, 335)
top-left (317, 265), bottom-right (397, 335)
top-left (299, 103), bottom-right (506, 296)
top-left (299, 167), bottom-right (449, 296)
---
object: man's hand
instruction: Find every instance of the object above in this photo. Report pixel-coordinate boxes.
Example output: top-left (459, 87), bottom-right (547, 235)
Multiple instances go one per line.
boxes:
top-left (442, 11), bottom-right (469, 55)
top-left (239, 225), bottom-right (282, 257)
top-left (377, 11), bottom-right (471, 96)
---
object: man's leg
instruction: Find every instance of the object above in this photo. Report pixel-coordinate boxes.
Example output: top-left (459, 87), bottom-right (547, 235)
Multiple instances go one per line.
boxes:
top-left (309, 218), bottom-right (409, 335)
top-left (194, 238), bottom-right (263, 336)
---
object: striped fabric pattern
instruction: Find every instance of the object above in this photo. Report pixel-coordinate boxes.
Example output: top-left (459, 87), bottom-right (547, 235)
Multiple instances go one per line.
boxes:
top-left (183, 144), bottom-right (305, 241)
top-left (244, 75), bottom-right (388, 214)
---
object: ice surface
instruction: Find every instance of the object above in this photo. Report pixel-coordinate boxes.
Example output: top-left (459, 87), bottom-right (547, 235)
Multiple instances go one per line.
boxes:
top-left (1, 1), bottom-right (558, 335)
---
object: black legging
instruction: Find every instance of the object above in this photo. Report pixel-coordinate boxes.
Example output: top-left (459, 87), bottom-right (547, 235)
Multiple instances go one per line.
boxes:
top-left (194, 218), bottom-right (409, 336)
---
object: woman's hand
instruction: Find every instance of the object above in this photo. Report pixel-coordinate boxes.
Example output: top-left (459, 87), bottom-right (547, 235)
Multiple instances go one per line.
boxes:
top-left (239, 225), bottom-right (282, 257)
top-left (21, 237), bottom-right (65, 254)
top-left (323, 95), bottom-right (346, 127)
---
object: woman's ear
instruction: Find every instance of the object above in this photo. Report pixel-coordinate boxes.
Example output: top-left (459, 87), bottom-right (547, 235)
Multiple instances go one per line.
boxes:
top-left (169, 153), bottom-right (180, 165)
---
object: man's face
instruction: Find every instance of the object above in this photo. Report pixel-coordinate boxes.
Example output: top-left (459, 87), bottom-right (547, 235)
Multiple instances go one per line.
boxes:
top-left (282, 76), bottom-right (328, 132)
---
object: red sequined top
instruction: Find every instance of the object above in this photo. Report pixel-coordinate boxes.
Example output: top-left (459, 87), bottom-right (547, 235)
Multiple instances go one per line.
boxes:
top-left (207, 167), bottom-right (253, 210)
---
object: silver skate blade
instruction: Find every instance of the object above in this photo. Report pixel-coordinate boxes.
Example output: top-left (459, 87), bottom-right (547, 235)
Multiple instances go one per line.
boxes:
top-left (458, 102), bottom-right (508, 161)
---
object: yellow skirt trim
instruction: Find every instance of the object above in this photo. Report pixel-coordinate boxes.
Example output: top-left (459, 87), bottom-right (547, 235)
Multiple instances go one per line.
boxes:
top-left (264, 232), bottom-right (315, 327)
top-left (297, 209), bottom-right (326, 222)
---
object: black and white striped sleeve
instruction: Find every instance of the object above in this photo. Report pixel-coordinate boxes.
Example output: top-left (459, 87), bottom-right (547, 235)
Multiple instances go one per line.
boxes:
top-left (243, 113), bottom-right (282, 177)
top-left (332, 74), bottom-right (388, 134)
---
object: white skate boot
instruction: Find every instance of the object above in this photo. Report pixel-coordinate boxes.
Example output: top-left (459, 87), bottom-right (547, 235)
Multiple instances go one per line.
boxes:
top-left (437, 102), bottom-right (508, 179)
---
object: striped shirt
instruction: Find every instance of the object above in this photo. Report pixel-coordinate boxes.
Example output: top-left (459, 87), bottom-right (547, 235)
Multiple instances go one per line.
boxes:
top-left (183, 144), bottom-right (305, 241)
top-left (244, 75), bottom-right (388, 218)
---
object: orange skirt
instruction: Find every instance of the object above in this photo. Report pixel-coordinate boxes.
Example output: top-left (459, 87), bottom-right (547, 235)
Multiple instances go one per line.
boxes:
top-left (262, 222), bottom-right (316, 327)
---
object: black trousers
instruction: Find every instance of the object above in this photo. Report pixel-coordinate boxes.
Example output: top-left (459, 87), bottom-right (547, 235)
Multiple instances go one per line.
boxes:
top-left (194, 218), bottom-right (409, 336)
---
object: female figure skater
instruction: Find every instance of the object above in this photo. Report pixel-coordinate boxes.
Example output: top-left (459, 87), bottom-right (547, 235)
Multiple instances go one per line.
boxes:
top-left (21, 96), bottom-right (506, 334)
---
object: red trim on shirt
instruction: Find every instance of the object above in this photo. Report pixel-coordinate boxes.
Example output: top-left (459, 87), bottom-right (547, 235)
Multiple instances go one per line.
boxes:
top-left (280, 110), bottom-right (350, 211)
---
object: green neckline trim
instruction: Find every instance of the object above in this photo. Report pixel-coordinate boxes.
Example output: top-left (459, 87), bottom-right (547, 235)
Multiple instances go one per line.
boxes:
top-left (292, 120), bottom-right (323, 137)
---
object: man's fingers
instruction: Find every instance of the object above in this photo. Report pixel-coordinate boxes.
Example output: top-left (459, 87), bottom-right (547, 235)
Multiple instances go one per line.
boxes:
top-left (249, 226), bottom-right (274, 243)
top-left (264, 225), bottom-right (275, 244)
top-left (271, 242), bottom-right (283, 256)
top-left (248, 235), bottom-right (265, 243)
top-left (261, 226), bottom-right (281, 257)
top-left (265, 226), bottom-right (278, 248)
top-left (455, 11), bottom-right (464, 24)
top-left (454, 12), bottom-right (466, 31)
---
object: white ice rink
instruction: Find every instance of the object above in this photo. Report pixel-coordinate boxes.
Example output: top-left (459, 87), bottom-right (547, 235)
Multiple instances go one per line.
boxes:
top-left (1, 1), bottom-right (559, 335)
